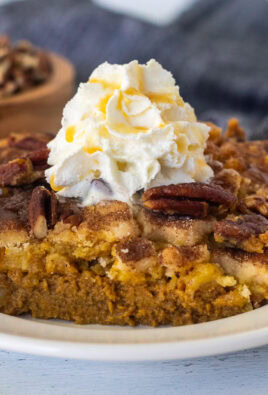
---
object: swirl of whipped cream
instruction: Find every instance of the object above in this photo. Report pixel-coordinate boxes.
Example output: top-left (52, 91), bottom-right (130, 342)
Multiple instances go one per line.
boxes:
top-left (46, 59), bottom-right (213, 205)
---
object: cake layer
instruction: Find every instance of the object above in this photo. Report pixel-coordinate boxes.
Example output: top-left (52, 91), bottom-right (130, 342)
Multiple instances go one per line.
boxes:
top-left (0, 260), bottom-right (251, 326)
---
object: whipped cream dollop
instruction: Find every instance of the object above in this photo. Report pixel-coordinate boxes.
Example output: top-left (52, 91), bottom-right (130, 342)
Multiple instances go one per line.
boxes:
top-left (46, 59), bottom-right (213, 205)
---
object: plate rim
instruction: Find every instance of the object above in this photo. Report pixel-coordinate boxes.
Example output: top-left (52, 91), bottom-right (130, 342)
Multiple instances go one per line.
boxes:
top-left (0, 326), bottom-right (268, 361)
top-left (0, 306), bottom-right (268, 361)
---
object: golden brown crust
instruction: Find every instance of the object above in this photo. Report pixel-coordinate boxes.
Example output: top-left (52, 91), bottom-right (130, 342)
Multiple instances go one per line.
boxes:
top-left (136, 207), bottom-right (216, 247)
top-left (212, 248), bottom-right (268, 303)
top-left (213, 247), bottom-right (268, 266)
top-left (82, 200), bottom-right (134, 232)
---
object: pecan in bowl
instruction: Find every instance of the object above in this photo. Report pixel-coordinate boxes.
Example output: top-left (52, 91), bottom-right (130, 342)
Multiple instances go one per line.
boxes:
top-left (0, 35), bottom-right (74, 137)
top-left (0, 35), bottom-right (52, 98)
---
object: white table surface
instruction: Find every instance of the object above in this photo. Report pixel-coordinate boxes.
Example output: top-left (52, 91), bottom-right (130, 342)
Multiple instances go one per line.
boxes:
top-left (0, 346), bottom-right (268, 394)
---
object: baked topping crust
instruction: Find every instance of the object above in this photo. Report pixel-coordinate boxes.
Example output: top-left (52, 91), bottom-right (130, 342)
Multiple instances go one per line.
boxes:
top-left (0, 122), bottom-right (267, 253)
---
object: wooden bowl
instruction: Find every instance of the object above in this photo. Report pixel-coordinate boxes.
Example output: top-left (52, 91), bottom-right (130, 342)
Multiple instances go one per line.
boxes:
top-left (0, 52), bottom-right (75, 138)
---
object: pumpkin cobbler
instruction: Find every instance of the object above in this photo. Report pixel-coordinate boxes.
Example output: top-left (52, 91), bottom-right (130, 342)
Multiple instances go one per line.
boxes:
top-left (0, 60), bottom-right (267, 326)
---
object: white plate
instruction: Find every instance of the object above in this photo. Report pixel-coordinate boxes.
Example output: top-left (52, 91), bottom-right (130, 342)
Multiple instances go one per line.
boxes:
top-left (0, 306), bottom-right (268, 361)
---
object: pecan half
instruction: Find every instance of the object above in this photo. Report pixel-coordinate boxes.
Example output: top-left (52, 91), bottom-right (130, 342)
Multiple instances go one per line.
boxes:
top-left (142, 183), bottom-right (237, 218)
top-left (6, 134), bottom-right (50, 171)
top-left (143, 199), bottom-right (208, 218)
top-left (214, 214), bottom-right (268, 252)
top-left (9, 136), bottom-right (47, 151)
top-left (63, 213), bottom-right (83, 227)
top-left (0, 158), bottom-right (33, 186)
top-left (26, 148), bottom-right (49, 170)
top-left (0, 134), bottom-right (50, 184)
top-left (28, 186), bottom-right (57, 239)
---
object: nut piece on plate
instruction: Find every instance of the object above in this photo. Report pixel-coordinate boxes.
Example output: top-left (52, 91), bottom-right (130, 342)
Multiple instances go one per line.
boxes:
top-left (142, 182), bottom-right (237, 218)
top-left (28, 186), bottom-right (57, 239)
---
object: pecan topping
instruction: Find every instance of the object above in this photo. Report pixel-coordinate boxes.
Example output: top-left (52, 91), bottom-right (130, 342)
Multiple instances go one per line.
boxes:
top-left (143, 199), bottom-right (208, 218)
top-left (214, 214), bottom-right (268, 252)
top-left (243, 195), bottom-right (268, 217)
top-left (224, 118), bottom-right (246, 142)
top-left (245, 166), bottom-right (268, 185)
top-left (206, 122), bottom-right (223, 144)
top-left (63, 214), bottom-right (83, 227)
top-left (8, 136), bottom-right (47, 151)
top-left (216, 216), bottom-right (259, 241)
top-left (142, 183), bottom-right (237, 218)
top-left (0, 158), bottom-right (33, 186)
top-left (59, 201), bottom-right (83, 226)
top-left (28, 186), bottom-right (57, 239)
top-left (26, 148), bottom-right (49, 170)
top-left (212, 168), bottom-right (242, 196)
top-left (0, 134), bottom-right (50, 185)
top-left (206, 157), bottom-right (224, 173)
